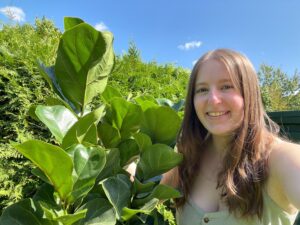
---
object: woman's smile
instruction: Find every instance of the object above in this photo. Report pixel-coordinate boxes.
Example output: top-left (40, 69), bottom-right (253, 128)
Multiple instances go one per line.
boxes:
top-left (206, 111), bottom-right (230, 117)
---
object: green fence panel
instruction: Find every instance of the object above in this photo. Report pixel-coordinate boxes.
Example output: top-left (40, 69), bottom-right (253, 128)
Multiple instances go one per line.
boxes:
top-left (268, 111), bottom-right (300, 142)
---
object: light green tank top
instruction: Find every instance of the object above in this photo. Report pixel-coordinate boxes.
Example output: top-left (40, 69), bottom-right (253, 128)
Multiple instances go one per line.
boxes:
top-left (176, 189), bottom-right (298, 225)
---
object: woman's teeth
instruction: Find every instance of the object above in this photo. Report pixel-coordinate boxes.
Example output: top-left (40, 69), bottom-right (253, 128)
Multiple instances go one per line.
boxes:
top-left (207, 111), bottom-right (227, 117)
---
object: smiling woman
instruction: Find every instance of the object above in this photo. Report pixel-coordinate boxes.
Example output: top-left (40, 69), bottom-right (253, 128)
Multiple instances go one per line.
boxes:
top-left (161, 49), bottom-right (300, 225)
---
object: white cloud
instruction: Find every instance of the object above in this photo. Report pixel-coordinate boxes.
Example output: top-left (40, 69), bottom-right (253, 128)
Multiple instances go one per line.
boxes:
top-left (0, 6), bottom-right (25, 22)
top-left (178, 41), bottom-right (202, 50)
top-left (94, 22), bottom-right (108, 31)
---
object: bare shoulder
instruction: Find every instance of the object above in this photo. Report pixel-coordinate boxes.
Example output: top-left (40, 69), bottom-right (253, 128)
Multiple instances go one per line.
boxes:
top-left (268, 139), bottom-right (300, 173)
top-left (268, 138), bottom-right (300, 212)
top-left (160, 167), bottom-right (179, 188)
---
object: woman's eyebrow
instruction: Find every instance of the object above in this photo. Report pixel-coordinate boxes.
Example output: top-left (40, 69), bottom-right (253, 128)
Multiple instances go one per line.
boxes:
top-left (218, 78), bottom-right (232, 83)
top-left (195, 82), bottom-right (207, 87)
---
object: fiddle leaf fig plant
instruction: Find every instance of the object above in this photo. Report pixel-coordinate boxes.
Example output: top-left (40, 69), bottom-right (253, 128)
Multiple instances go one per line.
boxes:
top-left (0, 17), bottom-right (183, 225)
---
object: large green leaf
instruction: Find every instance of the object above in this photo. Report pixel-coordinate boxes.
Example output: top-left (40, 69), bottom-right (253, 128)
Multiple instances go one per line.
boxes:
top-left (35, 105), bottom-right (78, 143)
top-left (15, 140), bottom-right (73, 200)
top-left (133, 178), bottom-right (155, 195)
top-left (44, 97), bottom-right (75, 113)
top-left (31, 167), bottom-right (51, 184)
top-left (137, 144), bottom-right (183, 181)
top-left (118, 139), bottom-right (140, 167)
top-left (62, 105), bottom-right (105, 149)
top-left (33, 184), bottom-right (85, 223)
top-left (132, 184), bottom-right (181, 207)
top-left (102, 174), bottom-right (131, 220)
top-left (101, 85), bottom-right (122, 104)
top-left (98, 122), bottom-right (121, 148)
top-left (122, 198), bottom-right (159, 221)
top-left (133, 133), bottom-right (152, 152)
top-left (105, 98), bottom-right (143, 139)
top-left (55, 22), bottom-right (114, 113)
top-left (0, 199), bottom-right (59, 225)
top-left (37, 62), bottom-right (76, 111)
top-left (33, 183), bottom-right (60, 209)
top-left (75, 198), bottom-right (116, 225)
top-left (32, 185), bottom-right (69, 222)
top-left (77, 123), bottom-right (98, 146)
top-left (141, 106), bottom-right (181, 145)
top-left (64, 17), bottom-right (84, 31)
top-left (54, 209), bottom-right (87, 225)
top-left (97, 148), bottom-right (121, 182)
top-left (134, 95), bottom-right (158, 111)
top-left (66, 144), bottom-right (106, 203)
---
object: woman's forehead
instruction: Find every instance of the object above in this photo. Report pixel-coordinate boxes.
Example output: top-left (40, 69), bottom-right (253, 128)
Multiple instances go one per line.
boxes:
top-left (195, 59), bottom-right (232, 83)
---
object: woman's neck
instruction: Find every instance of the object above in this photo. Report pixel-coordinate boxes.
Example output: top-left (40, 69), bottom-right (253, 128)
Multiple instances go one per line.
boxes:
top-left (198, 135), bottom-right (232, 178)
top-left (204, 134), bottom-right (233, 162)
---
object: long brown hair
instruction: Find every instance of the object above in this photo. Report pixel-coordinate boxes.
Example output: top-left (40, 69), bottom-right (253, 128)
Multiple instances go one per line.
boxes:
top-left (176, 49), bottom-right (279, 219)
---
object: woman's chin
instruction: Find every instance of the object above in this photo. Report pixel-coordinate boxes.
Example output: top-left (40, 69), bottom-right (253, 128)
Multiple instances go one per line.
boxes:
top-left (206, 127), bottom-right (236, 137)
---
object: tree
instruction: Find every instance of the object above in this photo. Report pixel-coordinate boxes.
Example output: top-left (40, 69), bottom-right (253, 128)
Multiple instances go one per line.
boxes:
top-left (109, 42), bottom-right (189, 101)
top-left (258, 65), bottom-right (300, 111)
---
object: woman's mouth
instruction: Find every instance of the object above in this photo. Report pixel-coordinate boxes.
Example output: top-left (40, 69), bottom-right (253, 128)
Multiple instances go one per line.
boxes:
top-left (206, 111), bottom-right (229, 117)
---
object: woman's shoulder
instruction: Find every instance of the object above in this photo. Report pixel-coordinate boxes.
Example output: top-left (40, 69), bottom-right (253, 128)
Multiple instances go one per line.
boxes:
top-left (267, 138), bottom-right (300, 213)
top-left (268, 138), bottom-right (300, 170)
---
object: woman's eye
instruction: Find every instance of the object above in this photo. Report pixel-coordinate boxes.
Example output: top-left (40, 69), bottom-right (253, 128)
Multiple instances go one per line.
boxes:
top-left (221, 85), bottom-right (233, 90)
top-left (196, 88), bottom-right (208, 93)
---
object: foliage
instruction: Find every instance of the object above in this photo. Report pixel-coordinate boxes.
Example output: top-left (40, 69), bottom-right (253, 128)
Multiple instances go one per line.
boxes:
top-left (1, 15), bottom-right (300, 225)
top-left (156, 203), bottom-right (176, 225)
top-left (109, 42), bottom-right (189, 102)
top-left (0, 17), bottom-right (183, 225)
top-left (0, 16), bottom-right (188, 215)
top-left (258, 64), bottom-right (300, 111)
top-left (0, 18), bottom-right (61, 212)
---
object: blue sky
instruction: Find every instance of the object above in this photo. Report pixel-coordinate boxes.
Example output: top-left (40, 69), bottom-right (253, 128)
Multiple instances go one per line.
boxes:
top-left (0, 0), bottom-right (300, 75)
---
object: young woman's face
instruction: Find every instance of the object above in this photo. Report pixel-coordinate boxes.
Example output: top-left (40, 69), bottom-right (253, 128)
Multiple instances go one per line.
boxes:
top-left (193, 59), bottom-right (244, 137)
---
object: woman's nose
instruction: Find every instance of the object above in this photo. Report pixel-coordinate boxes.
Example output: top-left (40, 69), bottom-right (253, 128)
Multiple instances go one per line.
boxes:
top-left (207, 89), bottom-right (222, 104)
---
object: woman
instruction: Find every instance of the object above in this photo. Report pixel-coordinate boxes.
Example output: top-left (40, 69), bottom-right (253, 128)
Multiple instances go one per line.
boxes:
top-left (162, 49), bottom-right (300, 225)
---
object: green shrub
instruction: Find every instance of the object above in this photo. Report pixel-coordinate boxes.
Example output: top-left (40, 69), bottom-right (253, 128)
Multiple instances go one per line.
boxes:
top-left (109, 42), bottom-right (189, 101)
top-left (0, 18), bottom-right (60, 212)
